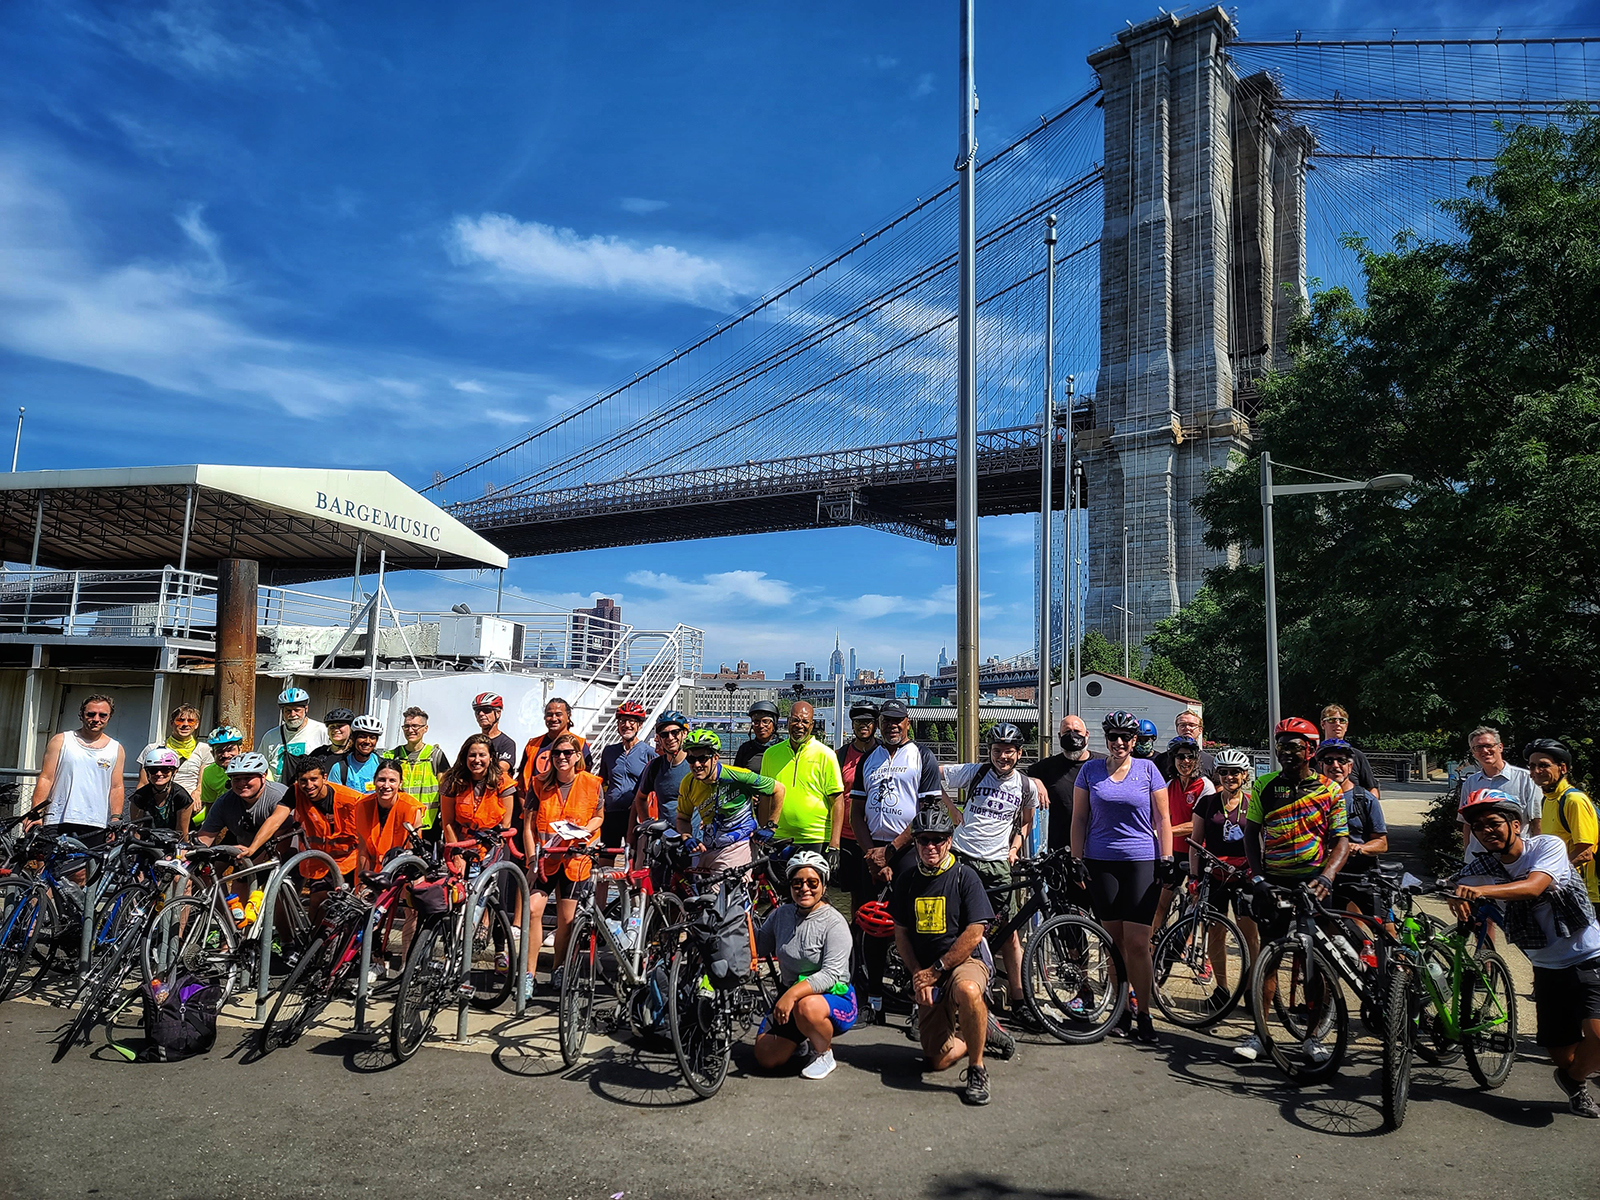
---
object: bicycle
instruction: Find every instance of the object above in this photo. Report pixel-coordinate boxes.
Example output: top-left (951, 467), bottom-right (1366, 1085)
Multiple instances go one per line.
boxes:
top-left (0, 827), bottom-right (112, 999)
top-left (555, 828), bottom-right (690, 1067)
top-left (1150, 846), bottom-right (1253, 1028)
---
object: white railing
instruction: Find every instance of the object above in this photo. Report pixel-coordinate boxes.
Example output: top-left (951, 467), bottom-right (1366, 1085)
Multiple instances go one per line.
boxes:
top-left (584, 624), bottom-right (704, 752)
top-left (0, 567), bottom-right (215, 639)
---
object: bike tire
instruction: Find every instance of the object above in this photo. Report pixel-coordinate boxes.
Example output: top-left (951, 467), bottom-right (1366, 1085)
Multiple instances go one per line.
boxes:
top-left (467, 905), bottom-right (517, 1011)
top-left (142, 896), bottom-right (237, 994)
top-left (1251, 938), bottom-right (1349, 1086)
top-left (390, 922), bottom-right (451, 1062)
top-left (0, 881), bottom-right (46, 1001)
top-left (1021, 913), bottom-right (1128, 1044)
top-left (261, 936), bottom-right (331, 1053)
top-left (1379, 963), bottom-right (1414, 1130)
top-left (57, 938), bottom-right (137, 1058)
top-left (1151, 907), bottom-right (1249, 1028)
top-left (558, 912), bottom-right (600, 1066)
top-left (668, 941), bottom-right (731, 1099)
top-left (1462, 950), bottom-right (1518, 1089)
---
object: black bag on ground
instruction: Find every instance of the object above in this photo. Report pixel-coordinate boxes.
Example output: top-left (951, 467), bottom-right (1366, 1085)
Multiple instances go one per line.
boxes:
top-left (139, 969), bottom-right (222, 1062)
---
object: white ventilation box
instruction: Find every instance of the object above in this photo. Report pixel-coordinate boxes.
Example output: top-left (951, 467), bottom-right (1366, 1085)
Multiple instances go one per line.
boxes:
top-left (438, 615), bottom-right (525, 662)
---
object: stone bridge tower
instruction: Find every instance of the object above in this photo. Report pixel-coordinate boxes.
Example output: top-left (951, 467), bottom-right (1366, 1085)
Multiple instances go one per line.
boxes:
top-left (1081, 7), bottom-right (1313, 655)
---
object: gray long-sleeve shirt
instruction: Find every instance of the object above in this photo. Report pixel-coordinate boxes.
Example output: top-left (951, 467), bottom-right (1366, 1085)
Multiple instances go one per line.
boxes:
top-left (755, 901), bottom-right (852, 993)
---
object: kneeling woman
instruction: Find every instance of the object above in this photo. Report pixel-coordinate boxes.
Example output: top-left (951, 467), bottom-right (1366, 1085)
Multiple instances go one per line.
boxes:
top-left (753, 851), bottom-right (857, 1080)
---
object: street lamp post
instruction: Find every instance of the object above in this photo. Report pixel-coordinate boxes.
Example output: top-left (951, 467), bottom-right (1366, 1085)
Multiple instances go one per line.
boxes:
top-left (1259, 450), bottom-right (1412, 751)
top-left (1036, 213), bottom-right (1056, 764)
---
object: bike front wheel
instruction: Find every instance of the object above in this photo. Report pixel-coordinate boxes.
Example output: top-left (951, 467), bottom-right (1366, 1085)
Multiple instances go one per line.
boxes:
top-left (261, 936), bottom-right (332, 1052)
top-left (1151, 907), bottom-right (1249, 1028)
top-left (1252, 937), bottom-right (1349, 1085)
top-left (1461, 950), bottom-right (1518, 1089)
top-left (1022, 913), bottom-right (1127, 1044)
top-left (559, 912), bottom-right (602, 1066)
top-left (143, 896), bottom-right (237, 995)
top-left (0, 881), bottom-right (47, 1001)
top-left (668, 941), bottom-right (731, 1099)
top-left (1379, 963), bottom-right (1415, 1130)
top-left (390, 922), bottom-right (453, 1062)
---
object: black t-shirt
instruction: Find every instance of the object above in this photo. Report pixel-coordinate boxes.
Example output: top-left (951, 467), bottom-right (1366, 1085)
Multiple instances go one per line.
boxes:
top-left (636, 753), bottom-right (692, 823)
top-left (129, 782), bottom-right (195, 831)
top-left (200, 781), bottom-right (292, 846)
top-left (1191, 790), bottom-right (1249, 858)
top-left (1026, 752), bottom-right (1105, 850)
top-left (1348, 746), bottom-right (1379, 793)
top-left (487, 732), bottom-right (518, 774)
top-left (734, 736), bottom-right (783, 772)
top-left (890, 859), bottom-right (995, 969)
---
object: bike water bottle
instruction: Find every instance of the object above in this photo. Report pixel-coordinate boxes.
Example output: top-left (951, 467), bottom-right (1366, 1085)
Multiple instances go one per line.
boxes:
top-left (1425, 959), bottom-right (1448, 991)
top-left (623, 912), bottom-right (642, 951)
top-left (242, 888), bottom-right (265, 925)
top-left (227, 892), bottom-right (246, 926)
top-left (1329, 934), bottom-right (1358, 967)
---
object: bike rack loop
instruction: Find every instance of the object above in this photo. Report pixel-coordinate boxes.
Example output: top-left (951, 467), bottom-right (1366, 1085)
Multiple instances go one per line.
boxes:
top-left (75, 829), bottom-right (134, 970)
top-left (254, 850), bottom-right (345, 1021)
top-left (453, 859), bottom-right (532, 1042)
top-left (351, 852), bottom-right (429, 1034)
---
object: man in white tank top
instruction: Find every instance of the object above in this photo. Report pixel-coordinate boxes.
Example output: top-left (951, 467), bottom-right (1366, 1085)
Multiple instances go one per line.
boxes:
top-left (29, 693), bottom-right (126, 837)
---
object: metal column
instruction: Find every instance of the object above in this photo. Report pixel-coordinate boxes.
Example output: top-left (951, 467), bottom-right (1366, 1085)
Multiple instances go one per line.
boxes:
top-left (215, 559), bottom-right (259, 742)
top-left (176, 484), bottom-right (195, 575)
top-left (1063, 376), bottom-right (1076, 716)
top-left (1036, 214), bottom-right (1056, 762)
top-left (954, 0), bottom-right (980, 761)
top-left (366, 549), bottom-right (387, 710)
top-left (1260, 452), bottom-right (1281, 753)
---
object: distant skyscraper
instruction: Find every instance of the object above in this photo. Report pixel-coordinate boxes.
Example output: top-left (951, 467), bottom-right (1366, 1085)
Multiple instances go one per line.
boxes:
top-left (848, 647), bottom-right (856, 678)
top-left (899, 653), bottom-right (906, 679)
top-left (828, 631), bottom-right (845, 679)
top-left (937, 646), bottom-right (949, 670)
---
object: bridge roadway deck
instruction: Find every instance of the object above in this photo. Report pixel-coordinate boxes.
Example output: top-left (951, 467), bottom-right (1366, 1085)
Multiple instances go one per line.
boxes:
top-left (448, 425), bottom-right (1071, 556)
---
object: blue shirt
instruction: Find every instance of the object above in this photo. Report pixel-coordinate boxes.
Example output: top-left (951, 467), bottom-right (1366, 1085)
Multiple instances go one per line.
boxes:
top-left (1076, 757), bottom-right (1167, 861)
top-left (599, 739), bottom-right (656, 813)
top-left (330, 752), bottom-right (379, 793)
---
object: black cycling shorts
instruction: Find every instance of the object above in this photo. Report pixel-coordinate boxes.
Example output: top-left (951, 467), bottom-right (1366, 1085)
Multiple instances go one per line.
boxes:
top-left (1084, 858), bottom-right (1160, 926)
top-left (1532, 957), bottom-right (1600, 1048)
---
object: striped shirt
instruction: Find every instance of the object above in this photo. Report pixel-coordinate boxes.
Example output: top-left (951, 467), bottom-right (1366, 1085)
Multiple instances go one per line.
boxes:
top-left (1246, 770), bottom-right (1348, 878)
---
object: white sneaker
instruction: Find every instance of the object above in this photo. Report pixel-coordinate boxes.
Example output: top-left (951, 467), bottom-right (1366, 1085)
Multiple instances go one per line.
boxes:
top-left (542, 932), bottom-right (555, 949)
top-left (800, 1049), bottom-right (837, 1080)
top-left (1302, 1037), bottom-right (1330, 1065)
top-left (1232, 1034), bottom-right (1262, 1062)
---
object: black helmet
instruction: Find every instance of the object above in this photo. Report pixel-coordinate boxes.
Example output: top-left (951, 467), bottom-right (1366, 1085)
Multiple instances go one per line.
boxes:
top-left (325, 707), bottom-right (355, 725)
top-left (1523, 738), bottom-right (1572, 767)
top-left (1102, 709), bottom-right (1141, 735)
top-left (989, 722), bottom-right (1024, 747)
top-left (910, 805), bottom-right (955, 838)
top-left (748, 700), bottom-right (780, 719)
top-left (849, 699), bottom-right (881, 722)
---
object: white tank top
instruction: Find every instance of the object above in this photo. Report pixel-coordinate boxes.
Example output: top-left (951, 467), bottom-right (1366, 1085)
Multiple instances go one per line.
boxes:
top-left (48, 733), bottom-right (122, 827)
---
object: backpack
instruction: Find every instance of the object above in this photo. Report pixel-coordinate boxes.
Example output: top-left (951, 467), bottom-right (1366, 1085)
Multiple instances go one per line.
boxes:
top-left (1553, 786), bottom-right (1600, 839)
top-left (139, 969), bottom-right (222, 1062)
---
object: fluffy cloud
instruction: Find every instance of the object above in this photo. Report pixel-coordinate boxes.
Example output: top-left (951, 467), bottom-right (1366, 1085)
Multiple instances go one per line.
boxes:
top-left (620, 197), bottom-right (668, 214)
top-left (625, 569), bottom-right (796, 608)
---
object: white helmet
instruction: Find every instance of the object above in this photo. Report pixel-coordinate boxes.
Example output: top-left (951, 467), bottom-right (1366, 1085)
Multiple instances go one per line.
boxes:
top-left (785, 850), bottom-right (831, 886)
top-left (277, 687), bottom-right (310, 706)
top-left (351, 714), bottom-right (383, 735)
top-left (1215, 748), bottom-right (1252, 771)
top-left (141, 747), bottom-right (181, 769)
top-left (224, 751), bottom-right (270, 777)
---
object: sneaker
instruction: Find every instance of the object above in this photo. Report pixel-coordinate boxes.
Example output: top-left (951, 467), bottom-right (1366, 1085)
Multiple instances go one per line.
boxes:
top-left (1554, 1068), bottom-right (1600, 1119)
top-left (1302, 1037), bottom-right (1331, 1065)
top-left (542, 931), bottom-right (555, 949)
top-left (1132, 1013), bottom-right (1161, 1046)
top-left (800, 1049), bottom-right (837, 1080)
top-left (985, 1013), bottom-right (1018, 1061)
top-left (1197, 961), bottom-right (1215, 986)
top-left (1232, 1034), bottom-right (1262, 1062)
top-left (494, 951), bottom-right (510, 971)
top-left (1009, 1001), bottom-right (1045, 1034)
top-left (550, 966), bottom-right (564, 994)
top-left (960, 1064), bottom-right (991, 1106)
top-left (522, 972), bottom-right (538, 1002)
top-left (1109, 1009), bottom-right (1134, 1039)
top-left (868, 994), bottom-right (884, 1024)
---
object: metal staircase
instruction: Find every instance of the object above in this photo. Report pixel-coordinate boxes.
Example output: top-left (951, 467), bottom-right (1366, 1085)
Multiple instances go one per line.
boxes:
top-left (582, 624), bottom-right (704, 753)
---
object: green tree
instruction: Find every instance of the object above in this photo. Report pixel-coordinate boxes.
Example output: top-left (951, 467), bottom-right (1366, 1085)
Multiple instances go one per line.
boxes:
top-left (1078, 630), bottom-right (1126, 677)
top-left (1148, 113), bottom-right (1600, 753)
top-left (1138, 655), bottom-right (1198, 700)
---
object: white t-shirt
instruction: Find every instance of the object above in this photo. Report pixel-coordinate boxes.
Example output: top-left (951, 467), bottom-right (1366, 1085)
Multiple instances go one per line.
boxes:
top-left (1460, 834), bottom-right (1600, 969)
top-left (257, 720), bottom-right (329, 782)
top-left (945, 762), bottom-right (1036, 862)
top-left (851, 740), bottom-right (943, 842)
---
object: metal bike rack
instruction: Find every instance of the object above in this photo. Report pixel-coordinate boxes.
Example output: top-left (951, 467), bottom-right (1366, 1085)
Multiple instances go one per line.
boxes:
top-left (453, 859), bottom-right (532, 1042)
top-left (351, 853), bottom-right (428, 1035)
top-left (75, 830), bottom-right (129, 970)
top-left (254, 850), bottom-right (345, 1021)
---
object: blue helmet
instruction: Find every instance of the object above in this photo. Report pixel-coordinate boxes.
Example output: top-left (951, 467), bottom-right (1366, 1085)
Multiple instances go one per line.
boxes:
top-left (1167, 735), bottom-right (1200, 752)
top-left (277, 686), bottom-right (310, 706)
top-left (655, 709), bottom-right (687, 732)
top-left (1138, 719), bottom-right (1159, 739)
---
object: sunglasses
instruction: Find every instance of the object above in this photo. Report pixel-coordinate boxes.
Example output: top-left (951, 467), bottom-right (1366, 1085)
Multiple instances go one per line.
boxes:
top-left (1218, 767), bottom-right (1249, 776)
top-left (473, 706), bottom-right (499, 714)
top-left (685, 753), bottom-right (714, 765)
top-left (1174, 752), bottom-right (1199, 760)
top-left (790, 876), bottom-right (823, 890)
top-left (915, 835), bottom-right (949, 847)
top-left (1105, 732), bottom-right (1136, 743)
top-left (148, 766), bottom-right (174, 775)
top-left (551, 749), bottom-right (578, 758)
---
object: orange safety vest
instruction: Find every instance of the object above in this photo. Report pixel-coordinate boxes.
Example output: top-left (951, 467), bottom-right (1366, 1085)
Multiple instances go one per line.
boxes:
top-left (442, 767), bottom-right (515, 834)
top-left (531, 770), bottom-right (603, 881)
top-left (295, 780), bottom-right (363, 880)
top-left (518, 732), bottom-right (590, 798)
top-left (353, 792), bottom-right (424, 866)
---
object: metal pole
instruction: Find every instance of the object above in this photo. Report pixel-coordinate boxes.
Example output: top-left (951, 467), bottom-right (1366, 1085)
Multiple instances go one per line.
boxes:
top-left (22, 492), bottom-right (43, 629)
top-left (954, 0), bottom-right (980, 762)
top-left (833, 670), bottom-right (845, 749)
top-left (1062, 378), bottom-right (1075, 715)
top-left (1036, 214), bottom-right (1057, 763)
top-left (367, 549), bottom-right (387, 710)
top-left (1260, 452), bottom-right (1281, 754)
top-left (1121, 525), bottom-right (1131, 678)
top-left (10, 407), bottom-right (22, 472)
top-left (351, 535), bottom-right (365, 620)
top-left (215, 559), bottom-right (259, 741)
top-left (176, 484), bottom-right (195, 576)
top-left (1072, 461), bottom-right (1083, 712)
top-left (496, 567), bottom-right (505, 613)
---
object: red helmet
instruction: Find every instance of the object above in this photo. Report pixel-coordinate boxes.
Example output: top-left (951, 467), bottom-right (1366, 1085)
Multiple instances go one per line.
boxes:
top-left (1274, 717), bottom-right (1320, 744)
top-left (472, 692), bottom-right (504, 710)
top-left (853, 899), bottom-right (896, 937)
top-left (616, 701), bottom-right (647, 720)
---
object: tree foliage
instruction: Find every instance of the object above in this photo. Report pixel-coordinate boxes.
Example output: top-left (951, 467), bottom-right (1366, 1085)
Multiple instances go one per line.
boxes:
top-left (1149, 113), bottom-right (1600, 757)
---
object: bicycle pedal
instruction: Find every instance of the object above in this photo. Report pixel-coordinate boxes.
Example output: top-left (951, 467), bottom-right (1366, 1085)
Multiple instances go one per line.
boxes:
top-left (455, 982), bottom-right (478, 1000)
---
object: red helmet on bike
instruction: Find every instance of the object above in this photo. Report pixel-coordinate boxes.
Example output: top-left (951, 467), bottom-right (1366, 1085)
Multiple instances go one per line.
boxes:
top-left (853, 899), bottom-right (896, 937)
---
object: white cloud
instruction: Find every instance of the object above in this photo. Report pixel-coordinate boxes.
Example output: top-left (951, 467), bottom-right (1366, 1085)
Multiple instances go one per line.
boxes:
top-left (451, 379), bottom-right (488, 393)
top-left (82, 0), bottom-right (324, 81)
top-left (910, 73), bottom-right (935, 99)
top-left (625, 569), bottom-right (796, 608)
top-left (620, 197), bottom-right (668, 214)
top-left (448, 213), bottom-right (745, 308)
top-left (874, 55), bottom-right (900, 70)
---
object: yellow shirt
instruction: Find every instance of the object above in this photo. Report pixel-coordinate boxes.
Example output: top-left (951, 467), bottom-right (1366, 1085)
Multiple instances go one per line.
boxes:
top-left (1543, 780), bottom-right (1600, 902)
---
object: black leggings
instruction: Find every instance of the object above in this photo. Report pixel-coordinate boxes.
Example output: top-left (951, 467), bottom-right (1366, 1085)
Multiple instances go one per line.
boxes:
top-left (1085, 858), bottom-right (1160, 925)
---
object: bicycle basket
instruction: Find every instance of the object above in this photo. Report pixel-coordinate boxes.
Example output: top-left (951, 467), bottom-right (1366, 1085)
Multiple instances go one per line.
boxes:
top-left (406, 871), bottom-right (464, 918)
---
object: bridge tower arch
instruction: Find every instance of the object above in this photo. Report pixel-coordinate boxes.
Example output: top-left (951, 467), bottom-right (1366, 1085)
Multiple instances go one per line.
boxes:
top-left (1081, 6), bottom-right (1312, 656)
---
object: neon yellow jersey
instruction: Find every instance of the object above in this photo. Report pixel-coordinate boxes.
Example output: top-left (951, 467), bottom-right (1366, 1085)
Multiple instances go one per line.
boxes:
top-left (1543, 781), bottom-right (1600, 902)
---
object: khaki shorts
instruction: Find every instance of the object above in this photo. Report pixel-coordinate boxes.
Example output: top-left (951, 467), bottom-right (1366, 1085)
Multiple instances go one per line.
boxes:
top-left (917, 957), bottom-right (990, 1057)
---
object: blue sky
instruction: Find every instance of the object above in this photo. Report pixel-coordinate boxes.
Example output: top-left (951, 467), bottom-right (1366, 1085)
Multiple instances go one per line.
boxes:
top-left (2, 0), bottom-right (1588, 678)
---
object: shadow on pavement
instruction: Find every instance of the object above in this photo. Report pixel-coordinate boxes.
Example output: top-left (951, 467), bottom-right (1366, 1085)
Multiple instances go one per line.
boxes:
top-left (926, 1172), bottom-right (1104, 1200)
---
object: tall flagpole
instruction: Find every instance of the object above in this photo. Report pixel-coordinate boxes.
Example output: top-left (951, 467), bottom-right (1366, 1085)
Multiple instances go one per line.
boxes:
top-left (955, 0), bottom-right (980, 762)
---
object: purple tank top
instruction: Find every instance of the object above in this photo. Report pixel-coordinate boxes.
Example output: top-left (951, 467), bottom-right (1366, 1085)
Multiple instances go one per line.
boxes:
top-left (1079, 757), bottom-right (1166, 861)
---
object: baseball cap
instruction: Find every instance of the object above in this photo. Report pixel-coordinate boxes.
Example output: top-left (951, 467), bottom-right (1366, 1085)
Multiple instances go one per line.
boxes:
top-left (879, 699), bottom-right (910, 720)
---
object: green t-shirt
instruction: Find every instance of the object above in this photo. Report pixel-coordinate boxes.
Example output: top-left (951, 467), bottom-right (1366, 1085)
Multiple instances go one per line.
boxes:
top-left (761, 737), bottom-right (846, 844)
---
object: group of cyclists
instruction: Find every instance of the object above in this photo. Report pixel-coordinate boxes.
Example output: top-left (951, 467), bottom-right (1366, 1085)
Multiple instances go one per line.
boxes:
top-left (13, 683), bottom-right (1600, 1118)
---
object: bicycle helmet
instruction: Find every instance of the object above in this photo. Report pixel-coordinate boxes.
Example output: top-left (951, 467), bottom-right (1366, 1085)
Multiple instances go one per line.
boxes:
top-left (655, 709), bottom-right (687, 731)
top-left (324, 707), bottom-right (355, 725)
top-left (1167, 735), bottom-right (1201, 753)
top-left (910, 805), bottom-right (955, 839)
top-left (1215, 748), bottom-right (1252, 771)
top-left (351, 714), bottom-right (383, 735)
top-left (1274, 717), bottom-right (1320, 744)
top-left (1134, 719), bottom-right (1159, 758)
top-left (849, 699), bottom-right (882, 722)
top-left (225, 751), bottom-right (270, 777)
top-left (786, 850), bottom-right (831, 886)
top-left (1522, 738), bottom-right (1572, 767)
top-left (207, 725), bottom-right (244, 747)
top-left (1102, 709), bottom-right (1141, 735)
top-left (683, 729), bottom-right (722, 752)
top-left (616, 700), bottom-right (648, 720)
top-left (277, 687), bottom-right (310, 706)
top-left (989, 722), bottom-right (1024, 747)
top-left (1316, 737), bottom-right (1355, 760)
top-left (140, 747), bottom-right (181, 769)
top-left (1459, 787), bottom-right (1524, 824)
top-left (747, 700), bottom-right (780, 719)
top-left (471, 692), bottom-right (504, 710)
top-left (854, 898), bottom-right (896, 936)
